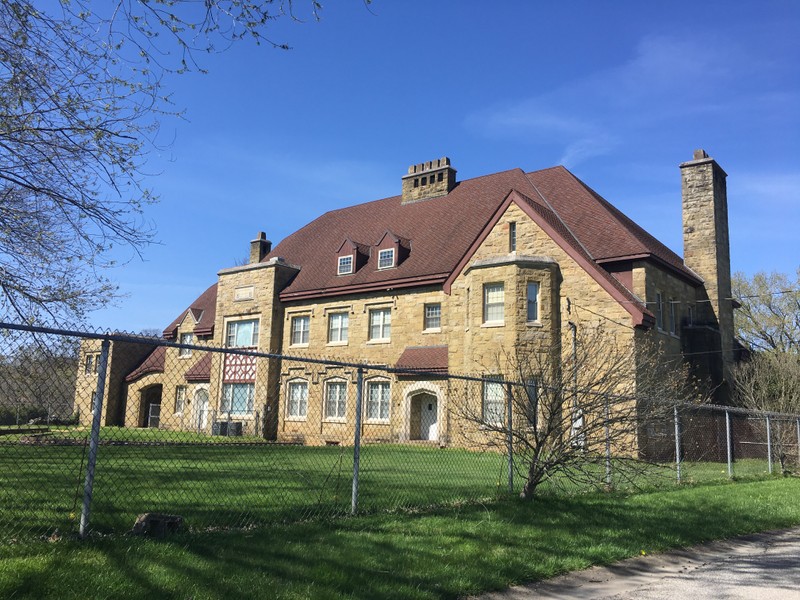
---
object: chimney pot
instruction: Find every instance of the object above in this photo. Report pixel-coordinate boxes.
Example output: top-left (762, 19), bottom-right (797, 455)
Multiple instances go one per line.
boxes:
top-left (249, 232), bottom-right (272, 264)
top-left (693, 149), bottom-right (709, 160)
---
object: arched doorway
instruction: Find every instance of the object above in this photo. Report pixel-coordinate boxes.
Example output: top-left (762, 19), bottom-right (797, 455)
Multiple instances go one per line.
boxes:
top-left (410, 392), bottom-right (438, 441)
top-left (194, 387), bottom-right (209, 432)
top-left (138, 385), bottom-right (163, 428)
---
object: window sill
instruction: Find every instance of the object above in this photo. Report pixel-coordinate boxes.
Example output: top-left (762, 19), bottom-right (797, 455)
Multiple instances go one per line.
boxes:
top-left (326, 341), bottom-right (348, 347)
top-left (526, 321), bottom-right (543, 328)
top-left (365, 419), bottom-right (390, 425)
top-left (367, 339), bottom-right (391, 345)
top-left (285, 416), bottom-right (307, 422)
top-left (178, 355), bottom-right (192, 359)
top-left (481, 321), bottom-right (505, 328)
top-left (323, 418), bottom-right (347, 424)
top-left (422, 328), bottom-right (441, 334)
top-left (289, 343), bottom-right (309, 349)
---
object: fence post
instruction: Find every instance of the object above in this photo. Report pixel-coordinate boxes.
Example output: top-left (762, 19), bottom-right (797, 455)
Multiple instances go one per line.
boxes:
top-left (351, 367), bottom-right (364, 515)
top-left (725, 410), bottom-right (733, 478)
top-left (674, 405), bottom-right (682, 484)
top-left (766, 415), bottom-right (773, 475)
top-left (506, 382), bottom-right (513, 494)
top-left (604, 395), bottom-right (612, 488)
top-left (80, 338), bottom-right (110, 539)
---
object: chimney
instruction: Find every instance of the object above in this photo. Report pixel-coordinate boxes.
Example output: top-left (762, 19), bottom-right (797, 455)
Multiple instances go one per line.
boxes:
top-left (249, 232), bottom-right (272, 264)
top-left (680, 149), bottom-right (734, 379)
top-left (401, 157), bottom-right (457, 203)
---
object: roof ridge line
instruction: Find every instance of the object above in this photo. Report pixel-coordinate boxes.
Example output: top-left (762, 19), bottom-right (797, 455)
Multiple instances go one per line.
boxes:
top-left (523, 169), bottom-right (596, 261)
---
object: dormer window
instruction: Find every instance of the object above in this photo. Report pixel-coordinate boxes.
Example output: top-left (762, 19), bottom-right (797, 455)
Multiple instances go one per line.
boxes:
top-left (338, 255), bottom-right (353, 275)
top-left (378, 248), bottom-right (395, 270)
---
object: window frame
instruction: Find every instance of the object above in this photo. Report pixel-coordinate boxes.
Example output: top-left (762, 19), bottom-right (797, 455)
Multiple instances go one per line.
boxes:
top-left (324, 379), bottom-right (347, 421)
top-left (377, 248), bottom-right (395, 270)
top-left (365, 379), bottom-right (391, 423)
top-left (286, 380), bottom-right (309, 420)
top-left (669, 297), bottom-right (677, 336)
top-left (221, 382), bottom-right (255, 416)
top-left (655, 292), bottom-right (664, 331)
top-left (482, 282), bottom-right (505, 325)
top-left (84, 353), bottom-right (95, 375)
top-left (290, 315), bottom-right (310, 346)
top-left (508, 221), bottom-right (517, 252)
top-left (423, 303), bottom-right (441, 331)
top-left (526, 281), bottom-right (540, 323)
top-left (226, 319), bottom-right (259, 348)
top-left (327, 311), bottom-right (349, 344)
top-left (338, 255), bottom-right (354, 275)
top-left (482, 377), bottom-right (505, 426)
top-left (174, 385), bottom-right (187, 414)
top-left (178, 332), bottom-right (193, 357)
top-left (368, 307), bottom-right (392, 342)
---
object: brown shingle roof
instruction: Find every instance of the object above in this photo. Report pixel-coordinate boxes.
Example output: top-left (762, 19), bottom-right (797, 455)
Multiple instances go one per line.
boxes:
top-left (184, 352), bottom-right (211, 383)
top-left (163, 283), bottom-right (218, 339)
top-left (395, 346), bottom-right (448, 374)
top-left (267, 165), bottom-right (697, 310)
top-left (125, 346), bottom-right (166, 382)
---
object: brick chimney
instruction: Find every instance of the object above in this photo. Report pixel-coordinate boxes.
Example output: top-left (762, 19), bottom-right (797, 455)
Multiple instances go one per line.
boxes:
top-left (680, 149), bottom-right (734, 380)
top-left (401, 157), bottom-right (457, 203)
top-left (249, 232), bottom-right (272, 264)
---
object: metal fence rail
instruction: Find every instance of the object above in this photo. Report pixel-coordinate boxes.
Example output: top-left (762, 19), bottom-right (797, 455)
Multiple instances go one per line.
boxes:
top-left (0, 322), bottom-right (797, 542)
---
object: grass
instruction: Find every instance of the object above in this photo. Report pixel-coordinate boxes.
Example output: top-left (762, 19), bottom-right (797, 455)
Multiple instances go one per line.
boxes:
top-left (0, 425), bottom-right (784, 539)
top-left (1, 477), bottom-right (799, 599)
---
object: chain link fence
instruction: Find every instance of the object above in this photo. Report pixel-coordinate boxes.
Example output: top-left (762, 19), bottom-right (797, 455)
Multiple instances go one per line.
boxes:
top-left (1, 322), bottom-right (797, 542)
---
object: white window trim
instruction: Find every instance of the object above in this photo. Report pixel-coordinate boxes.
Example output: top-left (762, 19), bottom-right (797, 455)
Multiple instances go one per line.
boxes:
top-left (225, 318), bottom-right (260, 348)
top-left (482, 282), bottom-right (505, 325)
top-left (174, 385), bottom-right (187, 415)
top-left (423, 303), bottom-right (441, 332)
top-left (178, 332), bottom-right (193, 358)
top-left (286, 379), bottom-right (309, 421)
top-left (290, 315), bottom-right (310, 347)
top-left (655, 292), bottom-right (665, 332)
top-left (482, 377), bottom-right (505, 426)
top-left (368, 307), bottom-right (392, 342)
top-left (327, 311), bottom-right (349, 345)
top-left (365, 379), bottom-right (391, 423)
top-left (221, 382), bottom-right (255, 416)
top-left (669, 298), bottom-right (678, 337)
top-left (323, 379), bottom-right (348, 423)
top-left (338, 255), bottom-right (354, 275)
top-left (377, 248), bottom-right (395, 270)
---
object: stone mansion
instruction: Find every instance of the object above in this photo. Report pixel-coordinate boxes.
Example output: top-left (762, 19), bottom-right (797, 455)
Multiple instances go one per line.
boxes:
top-left (75, 150), bottom-right (738, 444)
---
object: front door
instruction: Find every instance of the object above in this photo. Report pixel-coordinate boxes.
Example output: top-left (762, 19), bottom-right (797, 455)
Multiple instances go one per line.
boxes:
top-left (195, 388), bottom-right (209, 431)
top-left (419, 395), bottom-right (438, 441)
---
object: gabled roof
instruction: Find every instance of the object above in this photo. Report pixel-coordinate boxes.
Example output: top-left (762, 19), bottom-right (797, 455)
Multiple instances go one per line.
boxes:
top-left (163, 283), bottom-right (218, 339)
top-left (125, 346), bottom-right (166, 383)
top-left (185, 353), bottom-right (212, 383)
top-left (266, 165), bottom-right (696, 324)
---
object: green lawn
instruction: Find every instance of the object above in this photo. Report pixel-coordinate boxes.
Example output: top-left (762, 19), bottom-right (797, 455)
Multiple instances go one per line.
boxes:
top-left (1, 478), bottom-right (799, 599)
top-left (0, 425), bottom-right (785, 540)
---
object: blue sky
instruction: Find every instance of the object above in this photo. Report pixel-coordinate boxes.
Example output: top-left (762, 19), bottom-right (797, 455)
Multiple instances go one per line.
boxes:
top-left (94, 1), bottom-right (800, 333)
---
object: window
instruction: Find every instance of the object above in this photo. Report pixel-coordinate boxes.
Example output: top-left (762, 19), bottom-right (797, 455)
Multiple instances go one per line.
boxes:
top-left (221, 383), bottom-right (254, 415)
top-left (287, 381), bottom-right (308, 419)
top-left (84, 354), bottom-right (95, 375)
top-left (525, 379), bottom-right (538, 429)
top-left (324, 381), bottom-right (347, 420)
top-left (483, 377), bottom-right (505, 425)
top-left (424, 303), bottom-right (441, 330)
top-left (378, 248), bottom-right (395, 270)
top-left (687, 305), bottom-right (694, 326)
top-left (179, 332), bottom-right (193, 357)
top-left (290, 315), bottom-right (310, 346)
top-left (526, 282), bottom-right (540, 322)
top-left (338, 255), bottom-right (353, 275)
top-left (226, 319), bottom-right (259, 348)
top-left (509, 222), bottom-right (517, 252)
top-left (174, 386), bottom-right (187, 413)
top-left (366, 380), bottom-right (390, 421)
top-left (483, 283), bottom-right (505, 324)
top-left (655, 292), bottom-right (664, 331)
top-left (369, 308), bottom-right (391, 341)
top-left (669, 298), bottom-right (677, 336)
top-left (328, 312), bottom-right (349, 343)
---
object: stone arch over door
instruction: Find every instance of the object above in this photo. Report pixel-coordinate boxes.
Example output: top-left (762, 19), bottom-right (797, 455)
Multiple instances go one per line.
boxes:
top-left (402, 382), bottom-right (444, 442)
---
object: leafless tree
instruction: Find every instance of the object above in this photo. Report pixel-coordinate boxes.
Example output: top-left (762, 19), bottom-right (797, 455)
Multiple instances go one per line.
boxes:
top-left (734, 352), bottom-right (800, 474)
top-left (452, 325), bottom-right (704, 499)
top-left (0, 1), bottom-right (325, 324)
